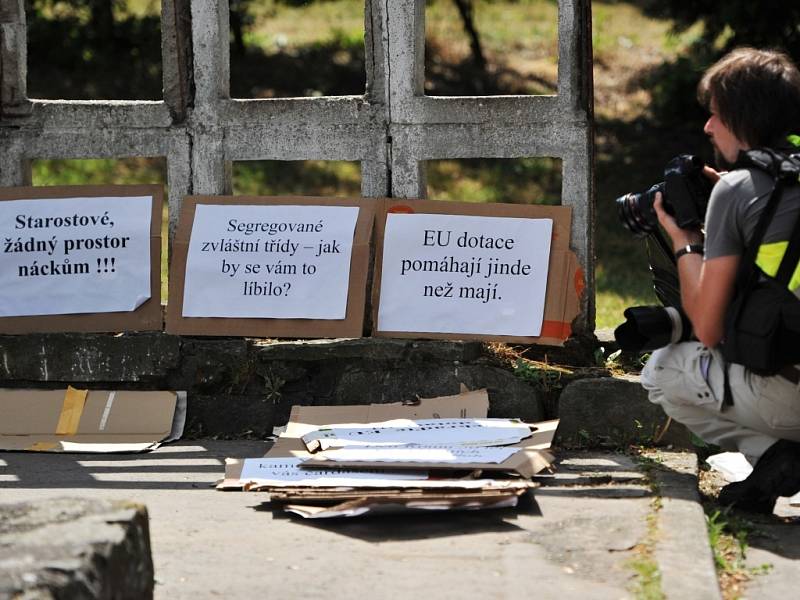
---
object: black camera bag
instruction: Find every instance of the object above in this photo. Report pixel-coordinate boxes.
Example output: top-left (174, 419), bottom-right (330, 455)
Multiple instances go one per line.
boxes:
top-left (721, 149), bottom-right (800, 376)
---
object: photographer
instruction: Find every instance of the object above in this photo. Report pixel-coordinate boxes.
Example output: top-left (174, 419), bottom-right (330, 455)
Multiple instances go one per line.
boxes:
top-left (640, 48), bottom-right (800, 514)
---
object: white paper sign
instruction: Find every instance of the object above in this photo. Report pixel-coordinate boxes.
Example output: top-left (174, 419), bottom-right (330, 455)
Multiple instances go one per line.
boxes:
top-left (302, 418), bottom-right (533, 451)
top-left (0, 196), bottom-right (152, 316)
top-left (182, 204), bottom-right (359, 319)
top-left (239, 457), bottom-right (428, 486)
top-left (378, 213), bottom-right (553, 336)
top-left (237, 457), bottom-right (525, 489)
top-left (316, 445), bottom-right (520, 464)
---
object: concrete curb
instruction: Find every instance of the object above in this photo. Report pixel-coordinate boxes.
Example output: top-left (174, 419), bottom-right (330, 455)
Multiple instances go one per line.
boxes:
top-left (653, 452), bottom-right (722, 600)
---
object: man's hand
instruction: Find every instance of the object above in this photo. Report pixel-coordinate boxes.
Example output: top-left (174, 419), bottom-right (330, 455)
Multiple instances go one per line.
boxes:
top-left (703, 165), bottom-right (722, 183)
top-left (653, 192), bottom-right (703, 250)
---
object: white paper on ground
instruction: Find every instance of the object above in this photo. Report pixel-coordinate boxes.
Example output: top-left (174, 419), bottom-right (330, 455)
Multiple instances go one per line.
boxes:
top-left (237, 457), bottom-right (525, 489)
top-left (313, 445), bottom-right (520, 465)
top-left (0, 196), bottom-right (153, 316)
top-left (377, 213), bottom-right (553, 336)
top-left (301, 418), bottom-right (533, 452)
top-left (706, 452), bottom-right (753, 483)
top-left (182, 204), bottom-right (359, 319)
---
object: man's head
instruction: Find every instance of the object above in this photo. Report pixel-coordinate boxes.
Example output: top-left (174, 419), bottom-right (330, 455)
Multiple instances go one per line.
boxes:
top-left (697, 48), bottom-right (800, 167)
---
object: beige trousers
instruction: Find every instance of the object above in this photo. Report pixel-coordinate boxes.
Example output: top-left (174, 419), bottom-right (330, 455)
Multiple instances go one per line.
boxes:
top-left (641, 342), bottom-right (800, 464)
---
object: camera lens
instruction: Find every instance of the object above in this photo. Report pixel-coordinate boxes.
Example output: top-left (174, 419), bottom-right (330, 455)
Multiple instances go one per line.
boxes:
top-left (615, 185), bottom-right (660, 237)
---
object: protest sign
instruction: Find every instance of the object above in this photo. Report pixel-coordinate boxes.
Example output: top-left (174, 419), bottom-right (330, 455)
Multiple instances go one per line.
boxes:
top-left (372, 200), bottom-right (582, 345)
top-left (167, 196), bottom-right (374, 338)
top-left (0, 185), bottom-right (163, 333)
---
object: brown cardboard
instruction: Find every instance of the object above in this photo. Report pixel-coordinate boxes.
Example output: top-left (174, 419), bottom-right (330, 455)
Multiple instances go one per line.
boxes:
top-left (267, 487), bottom-right (533, 503)
top-left (278, 489), bottom-right (528, 518)
top-left (218, 388), bottom-right (491, 489)
top-left (0, 185), bottom-right (164, 333)
top-left (371, 199), bottom-right (584, 345)
top-left (218, 412), bottom-right (556, 489)
top-left (283, 387), bottom-right (490, 436)
top-left (0, 388), bottom-right (186, 452)
top-left (166, 195), bottom-right (375, 338)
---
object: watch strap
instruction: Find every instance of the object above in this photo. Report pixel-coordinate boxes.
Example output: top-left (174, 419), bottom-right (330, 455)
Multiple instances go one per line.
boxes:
top-left (674, 244), bottom-right (704, 259)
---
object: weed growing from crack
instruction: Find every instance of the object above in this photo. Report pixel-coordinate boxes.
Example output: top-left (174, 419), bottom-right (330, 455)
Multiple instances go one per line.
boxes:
top-left (705, 508), bottom-right (773, 600)
top-left (625, 449), bottom-right (665, 600)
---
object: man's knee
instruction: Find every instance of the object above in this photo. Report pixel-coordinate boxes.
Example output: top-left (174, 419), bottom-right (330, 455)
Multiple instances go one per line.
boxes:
top-left (639, 342), bottom-right (715, 410)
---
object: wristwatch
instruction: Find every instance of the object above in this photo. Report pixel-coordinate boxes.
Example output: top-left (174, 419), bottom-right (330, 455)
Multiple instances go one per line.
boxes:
top-left (674, 244), bottom-right (704, 259)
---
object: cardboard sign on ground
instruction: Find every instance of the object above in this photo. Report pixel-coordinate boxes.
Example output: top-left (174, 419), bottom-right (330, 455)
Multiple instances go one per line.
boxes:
top-left (279, 490), bottom-right (527, 518)
top-left (166, 196), bottom-right (374, 338)
top-left (219, 388), bottom-right (490, 489)
top-left (303, 420), bottom-right (559, 479)
top-left (371, 199), bottom-right (583, 345)
top-left (0, 387), bottom-right (186, 452)
top-left (218, 389), bottom-right (556, 488)
top-left (0, 185), bottom-right (163, 333)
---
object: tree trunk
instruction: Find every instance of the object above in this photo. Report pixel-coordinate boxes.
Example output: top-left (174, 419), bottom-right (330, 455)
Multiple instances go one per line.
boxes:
top-left (89, 0), bottom-right (115, 41)
top-left (452, 0), bottom-right (486, 70)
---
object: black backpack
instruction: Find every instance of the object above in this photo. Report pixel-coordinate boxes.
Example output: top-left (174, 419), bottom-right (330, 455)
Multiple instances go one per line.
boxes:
top-left (720, 148), bottom-right (800, 403)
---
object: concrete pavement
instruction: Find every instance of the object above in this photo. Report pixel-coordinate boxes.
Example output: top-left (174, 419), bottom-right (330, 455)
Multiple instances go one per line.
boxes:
top-left (0, 443), bottom-right (730, 599)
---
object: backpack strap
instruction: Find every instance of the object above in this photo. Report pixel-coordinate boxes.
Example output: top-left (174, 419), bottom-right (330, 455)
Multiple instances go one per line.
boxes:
top-left (775, 204), bottom-right (800, 285)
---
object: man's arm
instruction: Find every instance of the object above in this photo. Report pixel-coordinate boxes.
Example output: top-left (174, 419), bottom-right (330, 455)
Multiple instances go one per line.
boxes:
top-left (654, 192), bottom-right (739, 347)
top-left (676, 253), bottom-right (738, 346)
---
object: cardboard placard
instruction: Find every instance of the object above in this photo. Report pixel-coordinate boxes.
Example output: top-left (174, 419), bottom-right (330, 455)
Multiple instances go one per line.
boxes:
top-left (0, 387), bottom-right (186, 452)
top-left (303, 420), bottom-right (559, 479)
top-left (219, 388), bottom-right (556, 489)
top-left (166, 196), bottom-right (374, 338)
top-left (371, 199), bottom-right (583, 345)
top-left (0, 185), bottom-right (163, 333)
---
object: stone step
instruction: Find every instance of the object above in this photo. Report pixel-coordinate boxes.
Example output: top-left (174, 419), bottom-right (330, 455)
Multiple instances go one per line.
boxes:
top-left (0, 334), bottom-right (688, 449)
top-left (0, 498), bottom-right (153, 600)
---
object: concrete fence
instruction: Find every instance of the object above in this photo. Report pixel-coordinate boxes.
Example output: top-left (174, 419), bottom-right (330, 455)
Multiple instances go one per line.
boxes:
top-left (0, 0), bottom-right (594, 330)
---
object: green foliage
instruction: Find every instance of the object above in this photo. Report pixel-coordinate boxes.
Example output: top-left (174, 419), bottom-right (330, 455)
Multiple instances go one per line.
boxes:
top-left (512, 358), bottom-right (565, 392)
top-left (426, 158), bottom-right (561, 204)
top-left (640, 0), bottom-right (800, 58)
top-left (26, 1), bottom-right (162, 100)
top-left (632, 0), bottom-right (800, 127)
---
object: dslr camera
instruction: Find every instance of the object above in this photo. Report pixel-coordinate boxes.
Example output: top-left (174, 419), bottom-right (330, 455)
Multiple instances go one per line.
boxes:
top-left (613, 154), bottom-right (715, 352)
top-left (616, 154), bottom-right (714, 237)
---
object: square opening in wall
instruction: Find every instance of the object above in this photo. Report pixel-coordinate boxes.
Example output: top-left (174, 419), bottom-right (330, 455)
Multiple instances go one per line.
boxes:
top-left (31, 157), bottom-right (169, 303)
top-left (426, 158), bottom-right (562, 204)
top-left (425, 0), bottom-right (558, 96)
top-left (229, 0), bottom-right (366, 98)
top-left (26, 0), bottom-right (163, 100)
top-left (233, 160), bottom-right (362, 197)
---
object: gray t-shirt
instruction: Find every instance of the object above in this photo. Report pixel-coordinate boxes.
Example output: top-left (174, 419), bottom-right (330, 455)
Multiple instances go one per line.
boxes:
top-left (705, 168), bottom-right (800, 261)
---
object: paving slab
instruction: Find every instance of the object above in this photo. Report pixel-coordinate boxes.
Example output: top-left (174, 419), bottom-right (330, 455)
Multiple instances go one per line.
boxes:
top-left (0, 443), bottom-right (718, 600)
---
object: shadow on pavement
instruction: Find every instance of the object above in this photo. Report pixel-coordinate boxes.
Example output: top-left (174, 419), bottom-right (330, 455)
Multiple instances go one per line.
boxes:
top-left (0, 441), bottom-right (268, 491)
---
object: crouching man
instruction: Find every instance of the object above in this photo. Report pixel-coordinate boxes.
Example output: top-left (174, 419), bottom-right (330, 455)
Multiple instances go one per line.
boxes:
top-left (641, 47), bottom-right (800, 514)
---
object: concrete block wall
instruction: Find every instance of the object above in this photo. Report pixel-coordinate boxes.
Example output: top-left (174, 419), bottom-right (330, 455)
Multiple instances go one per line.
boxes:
top-left (0, 0), bottom-right (595, 328)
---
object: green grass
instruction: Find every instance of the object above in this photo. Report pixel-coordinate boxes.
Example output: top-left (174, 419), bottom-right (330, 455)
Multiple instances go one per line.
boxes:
top-left (427, 158), bottom-right (561, 204)
top-left (232, 160), bottom-right (361, 197)
top-left (705, 508), bottom-right (773, 598)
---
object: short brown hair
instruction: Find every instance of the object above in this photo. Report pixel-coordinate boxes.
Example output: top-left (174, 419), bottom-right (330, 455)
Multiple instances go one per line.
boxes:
top-left (698, 47), bottom-right (800, 148)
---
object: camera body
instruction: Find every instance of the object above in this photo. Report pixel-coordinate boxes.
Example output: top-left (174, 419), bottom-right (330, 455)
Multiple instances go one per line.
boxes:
top-left (613, 154), bottom-right (714, 351)
top-left (616, 154), bottom-right (714, 237)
